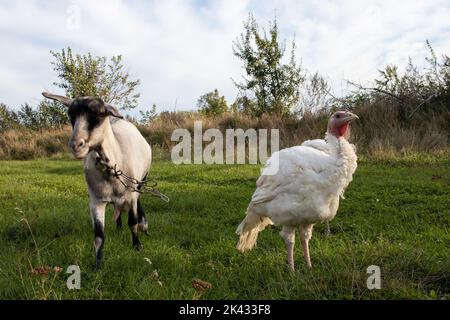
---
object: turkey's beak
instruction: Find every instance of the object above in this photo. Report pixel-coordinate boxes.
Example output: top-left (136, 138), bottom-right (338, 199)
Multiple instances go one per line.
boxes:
top-left (345, 112), bottom-right (359, 122)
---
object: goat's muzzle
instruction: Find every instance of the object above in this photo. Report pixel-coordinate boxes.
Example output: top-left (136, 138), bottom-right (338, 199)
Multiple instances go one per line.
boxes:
top-left (69, 139), bottom-right (89, 159)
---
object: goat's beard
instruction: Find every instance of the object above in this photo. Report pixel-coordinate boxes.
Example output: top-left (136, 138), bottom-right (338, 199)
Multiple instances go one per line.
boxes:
top-left (72, 147), bottom-right (90, 159)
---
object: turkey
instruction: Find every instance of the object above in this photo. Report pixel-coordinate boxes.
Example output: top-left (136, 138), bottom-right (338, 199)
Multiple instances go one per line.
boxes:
top-left (236, 111), bottom-right (359, 271)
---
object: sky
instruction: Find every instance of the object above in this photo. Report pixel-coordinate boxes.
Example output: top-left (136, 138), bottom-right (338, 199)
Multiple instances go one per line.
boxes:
top-left (1, 0), bottom-right (449, 116)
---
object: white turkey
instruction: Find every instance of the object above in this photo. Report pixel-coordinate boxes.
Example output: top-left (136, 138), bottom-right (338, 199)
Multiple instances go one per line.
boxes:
top-left (236, 111), bottom-right (359, 271)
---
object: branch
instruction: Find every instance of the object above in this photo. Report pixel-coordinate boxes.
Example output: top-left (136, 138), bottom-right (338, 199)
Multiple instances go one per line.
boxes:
top-left (347, 80), bottom-right (438, 119)
top-left (323, 87), bottom-right (351, 108)
top-left (346, 80), bottom-right (407, 104)
top-left (408, 93), bottom-right (438, 119)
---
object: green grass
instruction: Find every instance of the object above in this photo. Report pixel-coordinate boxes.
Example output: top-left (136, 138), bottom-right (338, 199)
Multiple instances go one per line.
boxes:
top-left (0, 158), bottom-right (448, 299)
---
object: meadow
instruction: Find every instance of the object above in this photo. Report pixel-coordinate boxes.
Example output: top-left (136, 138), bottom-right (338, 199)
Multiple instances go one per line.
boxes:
top-left (0, 157), bottom-right (448, 299)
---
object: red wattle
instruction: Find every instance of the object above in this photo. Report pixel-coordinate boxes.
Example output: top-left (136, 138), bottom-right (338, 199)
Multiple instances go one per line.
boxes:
top-left (339, 123), bottom-right (349, 137)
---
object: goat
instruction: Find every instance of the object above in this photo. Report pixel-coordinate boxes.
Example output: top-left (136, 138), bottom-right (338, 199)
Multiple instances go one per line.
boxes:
top-left (42, 92), bottom-right (152, 269)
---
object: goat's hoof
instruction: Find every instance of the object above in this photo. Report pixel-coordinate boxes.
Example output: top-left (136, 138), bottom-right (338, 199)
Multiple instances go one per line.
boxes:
top-left (138, 223), bottom-right (148, 233)
top-left (134, 243), bottom-right (144, 251)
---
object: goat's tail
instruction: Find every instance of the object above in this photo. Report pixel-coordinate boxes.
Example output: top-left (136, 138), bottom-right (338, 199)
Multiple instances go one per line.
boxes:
top-left (236, 208), bottom-right (273, 252)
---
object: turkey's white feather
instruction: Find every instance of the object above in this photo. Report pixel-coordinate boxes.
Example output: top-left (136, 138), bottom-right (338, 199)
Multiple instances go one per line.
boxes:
top-left (248, 132), bottom-right (357, 226)
top-left (301, 138), bottom-right (333, 154)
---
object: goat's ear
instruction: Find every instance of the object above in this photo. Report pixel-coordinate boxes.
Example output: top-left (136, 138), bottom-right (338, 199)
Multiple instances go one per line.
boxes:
top-left (105, 104), bottom-right (123, 119)
top-left (41, 92), bottom-right (73, 107)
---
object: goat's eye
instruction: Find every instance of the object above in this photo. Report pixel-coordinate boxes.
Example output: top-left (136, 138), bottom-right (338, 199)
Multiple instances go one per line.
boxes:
top-left (87, 111), bottom-right (103, 130)
top-left (68, 112), bottom-right (76, 126)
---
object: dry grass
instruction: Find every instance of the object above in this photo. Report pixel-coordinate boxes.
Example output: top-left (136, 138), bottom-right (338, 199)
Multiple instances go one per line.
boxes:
top-left (138, 105), bottom-right (448, 159)
top-left (0, 103), bottom-right (448, 160)
top-left (0, 126), bottom-right (71, 160)
top-left (350, 101), bottom-right (449, 157)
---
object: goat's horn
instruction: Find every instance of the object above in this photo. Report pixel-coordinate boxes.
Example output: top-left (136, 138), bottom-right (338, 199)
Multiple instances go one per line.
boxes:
top-left (105, 104), bottom-right (124, 119)
top-left (42, 92), bottom-right (73, 106)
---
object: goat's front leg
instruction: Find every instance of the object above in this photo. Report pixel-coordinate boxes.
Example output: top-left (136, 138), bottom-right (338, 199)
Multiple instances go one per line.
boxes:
top-left (90, 199), bottom-right (107, 270)
top-left (128, 201), bottom-right (143, 250)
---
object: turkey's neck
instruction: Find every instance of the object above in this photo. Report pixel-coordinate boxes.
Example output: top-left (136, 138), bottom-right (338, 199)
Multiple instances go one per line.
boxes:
top-left (325, 132), bottom-right (341, 152)
top-left (325, 131), bottom-right (356, 162)
top-left (324, 131), bottom-right (358, 198)
top-left (325, 131), bottom-right (354, 152)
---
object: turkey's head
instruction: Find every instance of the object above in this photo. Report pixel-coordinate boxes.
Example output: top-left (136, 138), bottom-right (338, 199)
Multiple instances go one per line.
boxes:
top-left (328, 111), bottom-right (359, 139)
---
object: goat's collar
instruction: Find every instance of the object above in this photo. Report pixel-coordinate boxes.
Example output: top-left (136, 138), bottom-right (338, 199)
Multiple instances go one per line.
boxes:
top-left (92, 146), bottom-right (170, 202)
top-left (93, 146), bottom-right (115, 177)
top-left (94, 146), bottom-right (109, 164)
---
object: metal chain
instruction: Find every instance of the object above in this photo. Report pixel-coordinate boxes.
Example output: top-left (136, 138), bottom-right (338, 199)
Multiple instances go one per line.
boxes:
top-left (94, 148), bottom-right (170, 202)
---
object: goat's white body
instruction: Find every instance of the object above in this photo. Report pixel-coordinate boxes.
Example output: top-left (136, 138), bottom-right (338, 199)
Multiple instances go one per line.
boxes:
top-left (84, 118), bottom-right (152, 211)
top-left (41, 91), bottom-right (153, 267)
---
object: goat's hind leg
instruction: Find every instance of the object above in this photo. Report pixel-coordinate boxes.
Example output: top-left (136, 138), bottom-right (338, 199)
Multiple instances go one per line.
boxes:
top-left (113, 206), bottom-right (122, 231)
top-left (115, 214), bottom-right (122, 231)
top-left (128, 202), bottom-right (143, 250)
top-left (137, 198), bottom-right (149, 235)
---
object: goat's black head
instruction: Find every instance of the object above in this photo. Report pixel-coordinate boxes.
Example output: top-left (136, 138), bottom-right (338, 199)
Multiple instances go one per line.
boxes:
top-left (42, 92), bottom-right (123, 159)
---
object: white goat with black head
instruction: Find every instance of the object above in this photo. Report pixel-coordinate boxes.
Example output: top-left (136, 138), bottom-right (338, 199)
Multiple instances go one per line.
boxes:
top-left (42, 92), bottom-right (152, 269)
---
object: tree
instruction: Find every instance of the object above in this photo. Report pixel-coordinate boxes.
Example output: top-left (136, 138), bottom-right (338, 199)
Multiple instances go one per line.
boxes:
top-left (139, 104), bottom-right (158, 124)
top-left (17, 104), bottom-right (41, 129)
top-left (345, 41), bottom-right (450, 122)
top-left (197, 89), bottom-right (228, 116)
top-left (299, 72), bottom-right (331, 114)
top-left (370, 41), bottom-right (450, 104)
top-left (6, 101), bottom-right (69, 130)
top-left (50, 47), bottom-right (140, 110)
top-left (230, 96), bottom-right (258, 115)
top-left (36, 100), bottom-right (69, 126)
top-left (367, 42), bottom-right (448, 112)
top-left (233, 14), bottom-right (305, 116)
top-left (0, 103), bottom-right (19, 131)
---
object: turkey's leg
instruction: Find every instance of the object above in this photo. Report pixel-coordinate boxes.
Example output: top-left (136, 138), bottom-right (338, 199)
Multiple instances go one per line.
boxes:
top-left (324, 220), bottom-right (331, 236)
top-left (300, 224), bottom-right (314, 269)
top-left (281, 226), bottom-right (296, 272)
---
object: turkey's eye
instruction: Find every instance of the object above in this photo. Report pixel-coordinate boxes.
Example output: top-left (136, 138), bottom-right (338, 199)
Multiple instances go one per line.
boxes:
top-left (336, 114), bottom-right (341, 118)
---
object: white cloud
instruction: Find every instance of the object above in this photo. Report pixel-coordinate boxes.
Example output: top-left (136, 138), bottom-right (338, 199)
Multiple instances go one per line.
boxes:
top-left (0, 0), bottom-right (449, 115)
top-left (266, 0), bottom-right (450, 94)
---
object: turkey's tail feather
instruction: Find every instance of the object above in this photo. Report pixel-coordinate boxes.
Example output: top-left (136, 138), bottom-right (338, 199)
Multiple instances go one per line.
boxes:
top-left (236, 209), bottom-right (273, 252)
